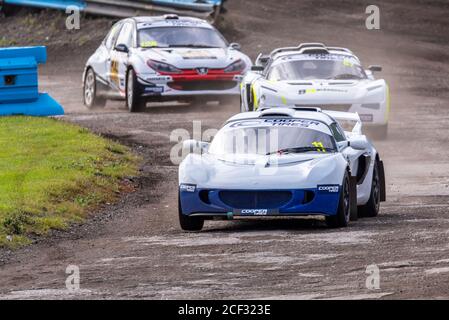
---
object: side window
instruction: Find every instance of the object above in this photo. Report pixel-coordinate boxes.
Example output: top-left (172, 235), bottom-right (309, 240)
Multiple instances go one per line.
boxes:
top-left (330, 123), bottom-right (346, 142)
top-left (267, 66), bottom-right (281, 81)
top-left (104, 23), bottom-right (122, 50)
top-left (116, 22), bottom-right (134, 49)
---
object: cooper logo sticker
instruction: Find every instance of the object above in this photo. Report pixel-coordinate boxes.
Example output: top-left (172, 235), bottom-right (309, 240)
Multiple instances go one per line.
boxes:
top-left (240, 209), bottom-right (268, 215)
top-left (180, 184), bottom-right (196, 192)
top-left (318, 185), bottom-right (340, 193)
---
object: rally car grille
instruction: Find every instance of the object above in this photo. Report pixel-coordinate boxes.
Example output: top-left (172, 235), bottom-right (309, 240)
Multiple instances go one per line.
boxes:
top-left (168, 80), bottom-right (237, 91)
top-left (219, 190), bottom-right (292, 209)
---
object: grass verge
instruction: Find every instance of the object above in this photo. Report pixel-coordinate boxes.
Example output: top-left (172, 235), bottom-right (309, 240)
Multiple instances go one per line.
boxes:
top-left (0, 117), bottom-right (140, 248)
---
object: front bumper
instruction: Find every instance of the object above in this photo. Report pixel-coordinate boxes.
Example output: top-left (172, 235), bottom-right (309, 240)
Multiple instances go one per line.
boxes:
top-left (179, 186), bottom-right (342, 218)
top-left (137, 73), bottom-right (243, 97)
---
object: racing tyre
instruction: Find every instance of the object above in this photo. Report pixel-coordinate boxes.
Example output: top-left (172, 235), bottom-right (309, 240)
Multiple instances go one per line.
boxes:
top-left (326, 172), bottom-right (351, 228)
top-left (126, 68), bottom-right (146, 112)
top-left (83, 68), bottom-right (106, 109)
top-left (178, 192), bottom-right (204, 231)
top-left (358, 161), bottom-right (381, 218)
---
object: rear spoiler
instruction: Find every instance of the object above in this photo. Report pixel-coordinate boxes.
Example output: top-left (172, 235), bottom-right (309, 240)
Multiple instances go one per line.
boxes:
top-left (323, 110), bottom-right (362, 135)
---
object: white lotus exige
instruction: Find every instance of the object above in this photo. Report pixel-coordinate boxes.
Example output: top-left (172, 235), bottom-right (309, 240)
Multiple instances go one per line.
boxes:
top-left (178, 107), bottom-right (386, 231)
top-left (83, 15), bottom-right (251, 112)
top-left (240, 43), bottom-right (390, 138)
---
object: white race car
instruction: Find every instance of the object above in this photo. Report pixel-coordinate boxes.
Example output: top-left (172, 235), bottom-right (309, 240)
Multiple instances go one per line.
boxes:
top-left (240, 43), bottom-right (390, 138)
top-left (83, 15), bottom-right (251, 112)
top-left (178, 107), bottom-right (386, 231)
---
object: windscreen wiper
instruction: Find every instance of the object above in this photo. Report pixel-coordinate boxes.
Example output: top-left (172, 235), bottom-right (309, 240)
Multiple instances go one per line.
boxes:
top-left (266, 147), bottom-right (335, 155)
top-left (330, 74), bottom-right (362, 80)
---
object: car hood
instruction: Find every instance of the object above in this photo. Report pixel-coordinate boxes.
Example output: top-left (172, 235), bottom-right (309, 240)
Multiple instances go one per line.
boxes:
top-left (179, 152), bottom-right (346, 190)
top-left (262, 78), bottom-right (386, 105)
top-left (138, 47), bottom-right (243, 69)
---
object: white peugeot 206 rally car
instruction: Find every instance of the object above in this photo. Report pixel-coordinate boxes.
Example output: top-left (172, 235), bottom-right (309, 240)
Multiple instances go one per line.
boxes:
top-left (240, 43), bottom-right (390, 138)
top-left (178, 107), bottom-right (386, 231)
top-left (83, 15), bottom-right (251, 112)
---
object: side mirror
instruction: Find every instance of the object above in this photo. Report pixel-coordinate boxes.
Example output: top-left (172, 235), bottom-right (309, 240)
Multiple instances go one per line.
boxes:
top-left (337, 141), bottom-right (349, 150)
top-left (183, 139), bottom-right (209, 154)
top-left (229, 42), bottom-right (241, 50)
top-left (256, 53), bottom-right (270, 66)
top-left (349, 136), bottom-right (368, 150)
top-left (115, 44), bottom-right (129, 53)
top-left (251, 65), bottom-right (265, 72)
top-left (368, 65), bottom-right (382, 72)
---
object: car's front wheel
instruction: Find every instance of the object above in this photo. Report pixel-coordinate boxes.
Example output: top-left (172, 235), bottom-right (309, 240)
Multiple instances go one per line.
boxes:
top-left (358, 161), bottom-right (381, 217)
top-left (126, 68), bottom-right (146, 112)
top-left (326, 172), bottom-right (351, 228)
top-left (178, 192), bottom-right (204, 231)
top-left (83, 68), bottom-right (106, 109)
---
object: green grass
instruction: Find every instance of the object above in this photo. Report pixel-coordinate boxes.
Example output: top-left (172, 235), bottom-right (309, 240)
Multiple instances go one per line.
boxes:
top-left (0, 117), bottom-right (140, 248)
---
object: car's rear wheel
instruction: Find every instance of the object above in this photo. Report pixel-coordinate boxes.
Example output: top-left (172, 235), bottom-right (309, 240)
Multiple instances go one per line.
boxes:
top-left (326, 172), bottom-right (351, 228)
top-left (126, 68), bottom-right (146, 112)
top-left (83, 68), bottom-right (106, 109)
top-left (358, 161), bottom-right (381, 217)
top-left (178, 192), bottom-right (204, 231)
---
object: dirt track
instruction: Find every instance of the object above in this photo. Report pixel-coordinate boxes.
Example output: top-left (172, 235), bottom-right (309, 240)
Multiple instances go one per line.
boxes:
top-left (1, 0), bottom-right (449, 299)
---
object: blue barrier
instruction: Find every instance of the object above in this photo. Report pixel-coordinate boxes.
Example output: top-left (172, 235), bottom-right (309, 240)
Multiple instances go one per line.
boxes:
top-left (0, 46), bottom-right (64, 116)
top-left (3, 0), bottom-right (86, 10)
top-left (3, 0), bottom-right (223, 16)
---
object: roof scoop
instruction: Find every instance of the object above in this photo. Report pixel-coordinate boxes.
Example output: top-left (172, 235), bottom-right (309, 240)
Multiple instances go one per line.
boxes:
top-left (259, 108), bottom-right (296, 117)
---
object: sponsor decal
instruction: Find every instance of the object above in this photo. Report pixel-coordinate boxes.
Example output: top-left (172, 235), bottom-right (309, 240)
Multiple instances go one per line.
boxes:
top-left (234, 209), bottom-right (279, 216)
top-left (196, 67), bottom-right (209, 75)
top-left (318, 185), bottom-right (340, 193)
top-left (317, 88), bottom-right (348, 93)
top-left (144, 86), bottom-right (164, 94)
top-left (182, 50), bottom-right (217, 60)
top-left (299, 88), bottom-right (348, 95)
top-left (110, 60), bottom-right (119, 86)
top-left (229, 118), bottom-right (322, 128)
top-left (180, 183), bottom-right (196, 192)
top-left (141, 40), bottom-right (158, 48)
top-left (165, 20), bottom-right (203, 27)
top-left (359, 114), bottom-right (374, 122)
top-left (145, 76), bottom-right (170, 82)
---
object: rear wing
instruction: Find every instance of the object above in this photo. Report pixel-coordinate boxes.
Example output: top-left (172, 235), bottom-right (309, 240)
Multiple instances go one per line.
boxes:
top-left (323, 110), bottom-right (362, 135)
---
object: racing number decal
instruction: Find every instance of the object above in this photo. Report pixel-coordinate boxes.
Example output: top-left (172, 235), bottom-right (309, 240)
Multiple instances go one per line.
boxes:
top-left (110, 59), bottom-right (120, 86)
top-left (312, 141), bottom-right (326, 152)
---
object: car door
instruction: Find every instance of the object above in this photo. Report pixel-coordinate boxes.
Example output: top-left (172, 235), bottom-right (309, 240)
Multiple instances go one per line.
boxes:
top-left (109, 21), bottom-right (135, 96)
top-left (95, 22), bottom-right (122, 88)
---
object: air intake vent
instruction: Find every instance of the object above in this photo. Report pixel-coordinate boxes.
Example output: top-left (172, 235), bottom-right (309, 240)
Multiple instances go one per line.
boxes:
top-left (164, 14), bottom-right (179, 20)
top-left (288, 82), bottom-right (313, 86)
top-left (219, 191), bottom-right (292, 209)
top-left (293, 106), bottom-right (322, 112)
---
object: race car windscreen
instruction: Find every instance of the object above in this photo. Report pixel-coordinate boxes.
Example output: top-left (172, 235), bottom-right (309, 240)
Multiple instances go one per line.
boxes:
top-left (209, 124), bottom-right (336, 156)
top-left (268, 56), bottom-right (367, 81)
top-left (138, 27), bottom-right (228, 48)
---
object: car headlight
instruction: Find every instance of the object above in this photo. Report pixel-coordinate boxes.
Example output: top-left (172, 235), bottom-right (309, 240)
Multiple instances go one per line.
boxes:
top-left (224, 59), bottom-right (246, 73)
top-left (147, 59), bottom-right (181, 74)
